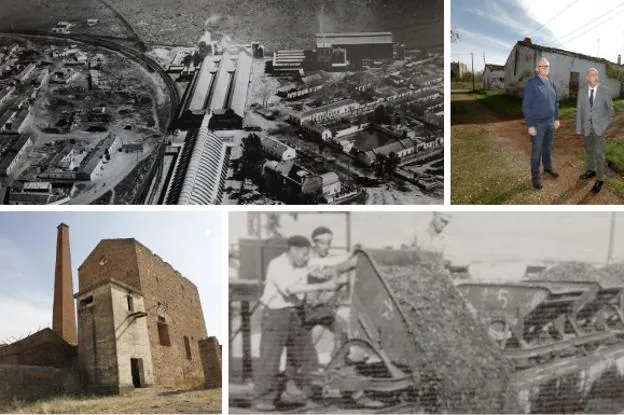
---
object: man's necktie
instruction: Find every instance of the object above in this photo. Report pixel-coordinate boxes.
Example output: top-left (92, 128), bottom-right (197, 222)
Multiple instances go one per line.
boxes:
top-left (590, 88), bottom-right (594, 107)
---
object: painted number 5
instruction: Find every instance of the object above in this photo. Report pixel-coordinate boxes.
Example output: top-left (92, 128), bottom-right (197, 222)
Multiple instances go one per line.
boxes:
top-left (498, 289), bottom-right (509, 309)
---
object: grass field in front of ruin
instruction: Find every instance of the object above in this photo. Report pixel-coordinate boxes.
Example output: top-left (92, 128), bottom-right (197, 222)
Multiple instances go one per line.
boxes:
top-left (0, 388), bottom-right (221, 414)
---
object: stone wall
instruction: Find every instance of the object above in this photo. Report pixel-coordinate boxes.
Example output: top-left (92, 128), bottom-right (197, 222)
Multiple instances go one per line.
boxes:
top-left (199, 337), bottom-right (222, 389)
top-left (0, 364), bottom-right (80, 403)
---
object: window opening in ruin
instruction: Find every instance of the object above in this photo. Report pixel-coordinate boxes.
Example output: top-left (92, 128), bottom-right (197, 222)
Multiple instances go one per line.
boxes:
top-left (127, 295), bottom-right (134, 312)
top-left (80, 296), bottom-right (93, 307)
top-left (184, 336), bottom-right (192, 360)
top-left (157, 317), bottom-right (171, 346)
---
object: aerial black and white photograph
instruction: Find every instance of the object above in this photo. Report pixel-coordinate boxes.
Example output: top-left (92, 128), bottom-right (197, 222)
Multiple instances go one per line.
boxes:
top-left (229, 211), bottom-right (624, 413)
top-left (0, 0), bottom-right (443, 205)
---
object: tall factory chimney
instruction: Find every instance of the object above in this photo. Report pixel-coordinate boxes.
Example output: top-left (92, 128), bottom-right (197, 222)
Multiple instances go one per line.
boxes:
top-left (52, 223), bottom-right (77, 345)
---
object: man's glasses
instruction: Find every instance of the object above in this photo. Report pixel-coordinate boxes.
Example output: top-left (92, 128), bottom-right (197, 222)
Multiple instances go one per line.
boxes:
top-left (538, 65), bottom-right (550, 68)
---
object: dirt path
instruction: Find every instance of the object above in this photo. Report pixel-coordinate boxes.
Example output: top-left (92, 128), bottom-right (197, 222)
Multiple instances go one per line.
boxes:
top-left (452, 90), bottom-right (623, 204)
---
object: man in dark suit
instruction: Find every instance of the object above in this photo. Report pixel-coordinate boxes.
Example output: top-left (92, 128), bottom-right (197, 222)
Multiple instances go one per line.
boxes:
top-left (522, 57), bottom-right (561, 190)
top-left (576, 67), bottom-right (614, 193)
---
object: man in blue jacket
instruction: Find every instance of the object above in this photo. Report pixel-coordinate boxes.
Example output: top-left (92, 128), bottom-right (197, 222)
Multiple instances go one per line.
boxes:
top-left (521, 57), bottom-right (561, 189)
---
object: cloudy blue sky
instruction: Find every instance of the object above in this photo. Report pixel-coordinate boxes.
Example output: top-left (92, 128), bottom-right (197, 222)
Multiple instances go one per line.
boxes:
top-left (0, 211), bottom-right (222, 344)
top-left (452, 0), bottom-right (624, 71)
top-left (230, 211), bottom-right (623, 279)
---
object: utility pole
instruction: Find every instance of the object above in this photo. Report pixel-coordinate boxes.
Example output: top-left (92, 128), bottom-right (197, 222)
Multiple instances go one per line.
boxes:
top-left (471, 52), bottom-right (475, 91)
top-left (607, 212), bottom-right (616, 264)
top-left (483, 52), bottom-right (486, 89)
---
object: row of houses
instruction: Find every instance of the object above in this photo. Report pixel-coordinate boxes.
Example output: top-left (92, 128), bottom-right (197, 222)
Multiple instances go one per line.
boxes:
top-left (289, 85), bottom-right (442, 125)
top-left (78, 133), bottom-right (120, 181)
top-left (0, 135), bottom-right (33, 177)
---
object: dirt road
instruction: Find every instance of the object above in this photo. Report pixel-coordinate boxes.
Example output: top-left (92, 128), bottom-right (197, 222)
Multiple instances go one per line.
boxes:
top-left (452, 90), bottom-right (623, 204)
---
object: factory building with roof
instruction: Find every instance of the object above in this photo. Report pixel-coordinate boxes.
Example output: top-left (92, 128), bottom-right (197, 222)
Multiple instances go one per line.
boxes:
top-left (165, 115), bottom-right (230, 205)
top-left (177, 46), bottom-right (252, 130)
top-left (315, 32), bottom-right (394, 69)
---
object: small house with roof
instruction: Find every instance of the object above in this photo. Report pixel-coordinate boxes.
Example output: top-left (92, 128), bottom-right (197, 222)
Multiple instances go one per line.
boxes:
top-left (504, 37), bottom-right (624, 99)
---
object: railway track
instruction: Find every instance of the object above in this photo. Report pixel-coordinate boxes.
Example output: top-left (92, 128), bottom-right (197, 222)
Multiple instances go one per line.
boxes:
top-left (0, 30), bottom-right (180, 204)
top-left (95, 0), bottom-right (147, 51)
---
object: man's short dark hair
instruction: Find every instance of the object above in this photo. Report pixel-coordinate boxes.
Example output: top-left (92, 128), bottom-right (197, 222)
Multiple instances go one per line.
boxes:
top-left (311, 226), bottom-right (333, 240)
top-left (287, 235), bottom-right (311, 248)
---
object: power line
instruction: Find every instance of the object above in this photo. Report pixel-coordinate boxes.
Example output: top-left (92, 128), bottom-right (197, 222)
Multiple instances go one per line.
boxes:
top-left (554, 5), bottom-right (624, 49)
top-left (549, 1), bottom-right (624, 47)
top-left (527, 0), bottom-right (580, 37)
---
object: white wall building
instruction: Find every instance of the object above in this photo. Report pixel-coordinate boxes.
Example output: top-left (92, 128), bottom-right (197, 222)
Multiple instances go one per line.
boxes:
top-left (483, 64), bottom-right (504, 89)
top-left (504, 38), bottom-right (624, 99)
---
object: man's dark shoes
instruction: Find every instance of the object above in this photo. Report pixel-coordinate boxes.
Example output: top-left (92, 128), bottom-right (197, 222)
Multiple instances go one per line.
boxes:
top-left (592, 180), bottom-right (604, 194)
top-left (580, 170), bottom-right (596, 180)
top-left (532, 176), bottom-right (543, 189)
top-left (544, 169), bottom-right (559, 178)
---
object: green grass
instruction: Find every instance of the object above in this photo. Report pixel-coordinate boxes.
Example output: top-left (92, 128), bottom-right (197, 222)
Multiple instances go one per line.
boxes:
top-left (454, 88), bottom-right (624, 120)
top-left (451, 100), bottom-right (530, 204)
top-left (605, 142), bottom-right (624, 171)
top-left (607, 179), bottom-right (624, 197)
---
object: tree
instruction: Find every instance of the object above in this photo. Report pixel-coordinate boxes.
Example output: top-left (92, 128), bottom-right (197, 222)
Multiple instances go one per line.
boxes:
top-left (240, 133), bottom-right (266, 180)
top-left (386, 152), bottom-right (400, 175)
top-left (182, 54), bottom-right (193, 66)
top-left (374, 154), bottom-right (388, 177)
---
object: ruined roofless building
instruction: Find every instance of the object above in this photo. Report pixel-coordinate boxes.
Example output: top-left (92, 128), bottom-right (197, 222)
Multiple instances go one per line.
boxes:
top-left (74, 238), bottom-right (207, 394)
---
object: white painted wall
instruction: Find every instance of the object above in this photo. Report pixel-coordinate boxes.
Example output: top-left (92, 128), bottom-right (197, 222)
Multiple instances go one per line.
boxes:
top-left (505, 44), bottom-right (622, 99)
top-left (111, 285), bottom-right (154, 389)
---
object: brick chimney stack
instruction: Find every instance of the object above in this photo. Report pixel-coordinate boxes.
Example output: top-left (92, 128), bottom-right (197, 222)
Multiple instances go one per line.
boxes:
top-left (52, 223), bottom-right (77, 345)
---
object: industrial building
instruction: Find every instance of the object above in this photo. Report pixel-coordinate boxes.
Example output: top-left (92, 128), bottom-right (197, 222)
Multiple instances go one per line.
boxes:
top-left (178, 46), bottom-right (253, 130)
top-left (75, 237), bottom-right (208, 392)
top-left (271, 50), bottom-right (306, 74)
top-left (165, 115), bottom-right (230, 205)
top-left (315, 32), bottom-right (394, 69)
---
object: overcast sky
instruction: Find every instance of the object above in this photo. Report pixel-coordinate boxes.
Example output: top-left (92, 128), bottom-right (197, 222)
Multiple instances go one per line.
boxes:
top-left (452, 0), bottom-right (624, 71)
top-left (0, 211), bottom-right (222, 344)
top-left (229, 211), bottom-right (622, 279)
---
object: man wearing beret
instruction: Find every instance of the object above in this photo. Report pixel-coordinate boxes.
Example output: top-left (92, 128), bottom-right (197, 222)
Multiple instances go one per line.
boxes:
top-left (253, 235), bottom-right (340, 412)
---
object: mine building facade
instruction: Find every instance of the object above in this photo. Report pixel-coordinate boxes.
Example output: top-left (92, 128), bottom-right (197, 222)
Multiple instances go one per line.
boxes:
top-left (75, 238), bottom-right (208, 393)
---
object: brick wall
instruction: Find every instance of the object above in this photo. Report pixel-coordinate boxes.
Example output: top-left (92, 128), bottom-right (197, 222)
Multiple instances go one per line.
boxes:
top-left (0, 364), bottom-right (80, 403)
top-left (79, 238), bottom-right (208, 388)
top-left (0, 328), bottom-right (77, 369)
top-left (199, 337), bottom-right (221, 389)
top-left (134, 242), bottom-right (208, 387)
top-left (78, 239), bottom-right (141, 292)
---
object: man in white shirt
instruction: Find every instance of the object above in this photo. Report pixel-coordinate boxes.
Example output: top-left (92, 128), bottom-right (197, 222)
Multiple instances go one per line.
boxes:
top-left (411, 212), bottom-right (451, 255)
top-left (253, 235), bottom-right (339, 412)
